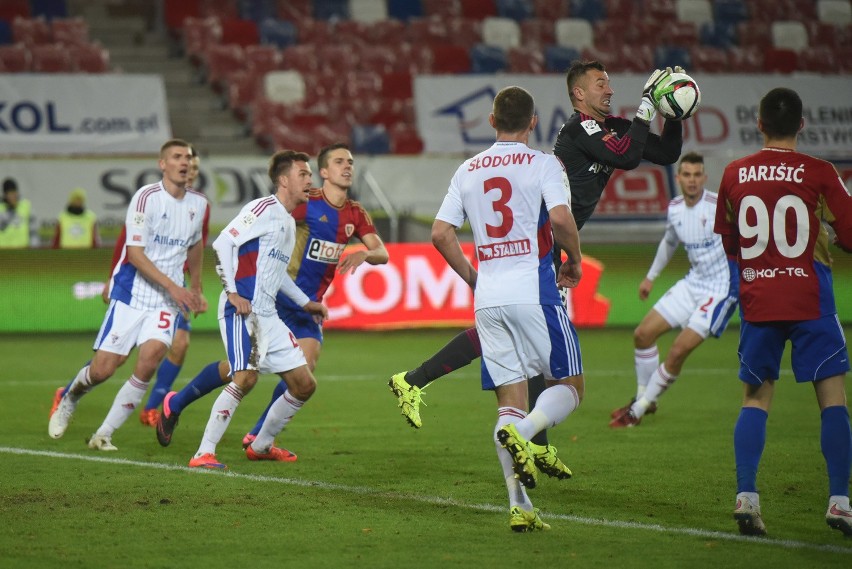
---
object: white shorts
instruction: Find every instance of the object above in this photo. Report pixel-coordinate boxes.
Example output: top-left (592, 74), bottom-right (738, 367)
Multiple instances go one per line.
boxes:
top-left (653, 279), bottom-right (738, 339)
top-left (93, 300), bottom-right (178, 355)
top-left (475, 304), bottom-right (583, 390)
top-left (219, 311), bottom-right (307, 375)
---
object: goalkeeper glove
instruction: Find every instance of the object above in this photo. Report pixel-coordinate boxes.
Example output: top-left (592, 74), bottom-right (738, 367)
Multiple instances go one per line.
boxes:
top-left (636, 68), bottom-right (672, 123)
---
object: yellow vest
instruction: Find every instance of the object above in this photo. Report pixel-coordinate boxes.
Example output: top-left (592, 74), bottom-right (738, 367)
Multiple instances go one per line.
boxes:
top-left (58, 209), bottom-right (97, 248)
top-left (0, 199), bottom-right (32, 248)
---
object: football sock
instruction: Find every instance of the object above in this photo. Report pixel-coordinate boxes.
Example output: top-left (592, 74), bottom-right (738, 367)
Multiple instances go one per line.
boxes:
top-left (171, 361), bottom-right (226, 415)
top-left (528, 374), bottom-right (549, 446)
top-left (516, 384), bottom-right (579, 441)
top-left (734, 407), bottom-right (768, 493)
top-left (96, 375), bottom-right (147, 436)
top-left (634, 346), bottom-right (659, 398)
top-left (146, 357), bottom-right (181, 411)
top-left (248, 380), bottom-right (287, 437)
top-left (821, 405), bottom-right (852, 497)
top-left (62, 359), bottom-right (91, 398)
top-left (67, 365), bottom-right (94, 401)
top-left (251, 390), bottom-right (305, 453)
top-left (196, 383), bottom-right (244, 457)
top-left (496, 407), bottom-right (533, 510)
top-left (633, 364), bottom-right (676, 417)
top-left (405, 328), bottom-right (482, 389)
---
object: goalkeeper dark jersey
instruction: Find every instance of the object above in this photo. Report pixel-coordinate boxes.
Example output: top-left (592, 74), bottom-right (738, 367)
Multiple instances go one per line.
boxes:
top-left (553, 112), bottom-right (683, 230)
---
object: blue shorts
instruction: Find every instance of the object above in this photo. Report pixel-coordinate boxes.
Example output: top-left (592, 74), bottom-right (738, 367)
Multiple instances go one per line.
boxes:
top-left (738, 314), bottom-right (849, 385)
top-left (175, 312), bottom-right (192, 333)
top-left (278, 306), bottom-right (323, 343)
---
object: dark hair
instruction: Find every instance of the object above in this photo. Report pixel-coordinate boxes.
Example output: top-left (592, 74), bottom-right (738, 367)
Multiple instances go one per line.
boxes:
top-left (2, 178), bottom-right (17, 193)
top-left (566, 60), bottom-right (606, 104)
top-left (759, 88), bottom-right (803, 139)
top-left (268, 149), bottom-right (311, 185)
top-left (493, 86), bottom-right (535, 133)
top-left (678, 151), bottom-right (704, 172)
top-left (317, 142), bottom-right (351, 170)
top-left (159, 138), bottom-right (191, 158)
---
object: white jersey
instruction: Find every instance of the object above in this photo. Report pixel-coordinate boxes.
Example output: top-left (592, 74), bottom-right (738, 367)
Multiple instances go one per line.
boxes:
top-left (646, 190), bottom-right (734, 295)
top-left (214, 195), bottom-right (295, 317)
top-left (436, 141), bottom-right (570, 309)
top-left (111, 181), bottom-right (208, 311)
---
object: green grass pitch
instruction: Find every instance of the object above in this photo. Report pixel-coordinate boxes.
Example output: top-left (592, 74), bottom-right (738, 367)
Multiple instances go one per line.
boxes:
top-left (2, 327), bottom-right (851, 567)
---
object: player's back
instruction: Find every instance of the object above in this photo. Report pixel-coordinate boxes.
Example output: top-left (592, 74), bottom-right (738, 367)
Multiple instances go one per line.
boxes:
top-left (718, 148), bottom-right (841, 321)
top-left (444, 141), bottom-right (567, 309)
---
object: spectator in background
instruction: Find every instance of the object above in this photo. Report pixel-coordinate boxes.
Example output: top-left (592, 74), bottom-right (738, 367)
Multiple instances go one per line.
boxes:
top-left (52, 188), bottom-right (101, 249)
top-left (0, 177), bottom-right (39, 248)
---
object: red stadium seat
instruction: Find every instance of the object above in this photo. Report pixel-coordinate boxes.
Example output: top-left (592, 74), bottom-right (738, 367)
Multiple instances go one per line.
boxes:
top-left (390, 124), bottom-right (424, 154)
top-left (447, 18), bottom-right (483, 48)
top-left (200, 0), bottom-right (239, 20)
top-left (381, 71), bottom-right (414, 100)
top-left (30, 43), bottom-right (73, 72)
top-left (736, 21), bottom-right (771, 49)
top-left (688, 45), bottom-right (729, 72)
top-left (0, 43), bottom-right (32, 72)
top-left (333, 19), bottom-right (369, 46)
top-left (422, 0), bottom-right (463, 17)
top-left (227, 70), bottom-right (263, 118)
top-left (12, 17), bottom-right (51, 46)
top-left (244, 44), bottom-right (282, 75)
top-left (763, 47), bottom-right (797, 73)
top-left (220, 19), bottom-right (259, 47)
top-left (315, 44), bottom-right (360, 76)
top-left (659, 21), bottom-right (698, 46)
top-left (368, 19), bottom-right (407, 44)
top-left (343, 70), bottom-right (382, 100)
top-left (276, 0), bottom-right (312, 21)
top-left (532, 0), bottom-right (568, 19)
top-left (359, 45), bottom-right (400, 75)
top-left (460, 0), bottom-right (498, 19)
top-left (0, 0), bottom-right (31, 22)
top-left (507, 46), bottom-right (546, 73)
top-left (281, 44), bottom-right (320, 74)
top-left (645, 0), bottom-right (677, 19)
top-left (292, 17), bottom-right (334, 45)
top-left (68, 43), bottom-right (110, 73)
top-left (407, 17), bottom-right (451, 43)
top-left (203, 43), bottom-right (245, 90)
top-left (51, 18), bottom-right (89, 46)
top-left (520, 18), bottom-right (556, 47)
top-left (182, 16), bottom-right (221, 64)
top-left (797, 45), bottom-right (838, 73)
top-left (602, 0), bottom-right (637, 23)
top-left (429, 43), bottom-right (471, 73)
top-left (727, 46), bottom-right (764, 72)
top-left (164, 0), bottom-right (201, 33)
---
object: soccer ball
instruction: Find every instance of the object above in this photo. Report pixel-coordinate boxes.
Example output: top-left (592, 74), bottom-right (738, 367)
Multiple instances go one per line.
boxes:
top-left (654, 72), bottom-right (701, 120)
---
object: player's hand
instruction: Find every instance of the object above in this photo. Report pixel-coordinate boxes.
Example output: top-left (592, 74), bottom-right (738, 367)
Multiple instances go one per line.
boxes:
top-left (673, 66), bottom-right (685, 74)
top-left (337, 250), bottom-right (368, 275)
top-left (303, 300), bottom-right (328, 325)
top-left (638, 278), bottom-right (653, 301)
top-left (637, 68), bottom-right (671, 123)
top-left (557, 262), bottom-right (582, 288)
top-left (193, 292), bottom-right (209, 316)
top-left (170, 285), bottom-right (201, 316)
top-left (227, 292), bottom-right (252, 315)
top-left (101, 284), bottom-right (110, 304)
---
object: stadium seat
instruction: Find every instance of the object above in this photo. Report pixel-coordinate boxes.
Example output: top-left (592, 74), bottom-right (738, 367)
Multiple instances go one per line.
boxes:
top-left (203, 43), bottom-right (244, 89)
top-left (200, 0), bottom-right (240, 20)
top-left (164, 0), bottom-right (201, 34)
top-left (0, 21), bottom-right (12, 45)
top-left (182, 16), bottom-right (222, 63)
top-left (460, 0), bottom-right (498, 18)
top-left (407, 17), bottom-right (451, 43)
top-left (520, 18), bottom-right (555, 46)
top-left (659, 21), bottom-right (698, 46)
top-left (602, 0), bottom-right (636, 23)
top-left (51, 17), bottom-right (89, 45)
top-left (422, 0), bottom-right (463, 16)
top-left (533, 0), bottom-right (568, 19)
top-left (68, 42), bottom-right (110, 73)
top-left (344, 70), bottom-right (382, 99)
top-left (447, 18), bottom-right (483, 48)
top-left (30, 42), bottom-right (73, 72)
top-left (688, 45), bottom-right (728, 72)
top-left (264, 69), bottom-right (307, 104)
top-left (351, 124), bottom-right (391, 155)
top-left (381, 71), bottom-right (414, 100)
top-left (748, 0), bottom-right (795, 20)
top-left (314, 0), bottom-right (349, 20)
top-left (771, 21), bottom-right (809, 52)
top-left (390, 124), bottom-right (424, 154)
top-left (349, 0), bottom-right (389, 22)
top-left (399, 42), bottom-right (435, 73)
top-left (220, 18), bottom-right (259, 46)
top-left (30, 0), bottom-right (68, 20)
top-left (645, 0), bottom-right (677, 19)
top-left (388, 0), bottom-right (424, 20)
top-left (735, 21), bottom-right (770, 48)
top-left (470, 43), bottom-right (507, 72)
top-left (675, 0), bottom-right (713, 27)
top-left (369, 19), bottom-right (407, 44)
top-left (0, 43), bottom-right (31, 71)
top-left (507, 45), bottom-right (545, 72)
top-left (763, 47), bottom-right (797, 73)
top-left (797, 45), bottom-right (838, 73)
top-left (727, 45), bottom-right (764, 72)
top-left (496, 0), bottom-right (535, 20)
top-left (12, 17), bottom-right (51, 46)
top-left (303, 69), bottom-right (344, 99)
top-left (245, 44), bottom-right (283, 74)
top-left (699, 21), bottom-right (736, 49)
top-left (544, 44), bottom-right (580, 72)
top-left (555, 18), bottom-right (594, 50)
top-left (259, 18), bottom-right (297, 48)
top-left (360, 45), bottom-right (399, 74)
top-left (276, 0), bottom-right (312, 21)
top-left (653, 45), bottom-right (691, 69)
top-left (712, 0), bottom-right (749, 25)
top-left (569, 0), bottom-right (606, 21)
top-left (0, 0), bottom-right (30, 22)
top-left (227, 70), bottom-right (263, 117)
top-left (429, 43), bottom-right (472, 73)
top-left (805, 21), bottom-right (847, 48)
top-left (292, 18), bottom-right (334, 45)
top-left (239, 0), bottom-right (276, 22)
top-left (367, 97), bottom-right (415, 129)
top-left (482, 16), bottom-right (521, 48)
top-left (333, 19), bottom-right (369, 45)
top-left (817, 0), bottom-right (852, 24)
top-left (616, 43), bottom-right (654, 71)
top-left (316, 44), bottom-right (360, 75)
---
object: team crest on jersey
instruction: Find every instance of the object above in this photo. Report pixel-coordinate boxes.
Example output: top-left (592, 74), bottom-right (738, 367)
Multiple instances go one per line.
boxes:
top-left (241, 212), bottom-right (257, 226)
top-left (581, 119), bottom-right (602, 135)
top-left (345, 224), bottom-right (355, 238)
top-left (229, 228), bottom-right (239, 237)
top-left (189, 208), bottom-right (196, 221)
top-left (132, 212), bottom-right (145, 227)
top-left (319, 215), bottom-right (329, 222)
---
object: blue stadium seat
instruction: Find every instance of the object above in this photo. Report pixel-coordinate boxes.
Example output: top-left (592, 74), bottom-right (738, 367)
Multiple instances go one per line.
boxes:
top-left (544, 45), bottom-right (580, 72)
top-left (260, 18), bottom-right (298, 48)
top-left (713, 0), bottom-right (749, 25)
top-left (496, 0), bottom-right (534, 21)
top-left (699, 21), bottom-right (736, 48)
top-left (0, 20), bottom-right (12, 45)
top-left (388, 0), bottom-right (424, 20)
top-left (314, 0), bottom-right (349, 20)
top-left (569, 0), bottom-right (606, 22)
top-left (240, 0), bottom-right (277, 23)
top-left (654, 45), bottom-right (692, 70)
top-left (470, 43), bottom-right (507, 72)
top-left (351, 124), bottom-right (391, 155)
top-left (30, 0), bottom-right (67, 20)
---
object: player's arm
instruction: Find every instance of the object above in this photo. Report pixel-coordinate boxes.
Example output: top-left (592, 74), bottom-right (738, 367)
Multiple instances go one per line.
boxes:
top-left (642, 217), bottom-right (678, 299)
top-left (550, 204), bottom-right (582, 288)
top-left (338, 232), bottom-right (389, 275)
top-left (713, 175), bottom-right (740, 256)
top-left (278, 276), bottom-right (328, 324)
top-left (564, 117), bottom-right (650, 171)
top-left (211, 231), bottom-right (251, 316)
top-left (432, 219), bottom-right (477, 289)
top-left (823, 167), bottom-right (852, 253)
top-left (642, 119), bottom-right (683, 165)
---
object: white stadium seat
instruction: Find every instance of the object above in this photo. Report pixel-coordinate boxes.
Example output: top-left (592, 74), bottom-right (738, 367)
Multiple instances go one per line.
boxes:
top-left (817, 0), bottom-right (852, 24)
top-left (555, 18), bottom-right (593, 51)
top-left (676, 0), bottom-right (714, 27)
top-left (264, 70), bottom-right (306, 104)
top-left (482, 16), bottom-right (521, 49)
top-left (349, 0), bottom-right (389, 23)
top-left (771, 21), bottom-right (809, 52)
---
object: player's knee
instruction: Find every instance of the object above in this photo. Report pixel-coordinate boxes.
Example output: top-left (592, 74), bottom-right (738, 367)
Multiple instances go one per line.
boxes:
top-left (633, 325), bottom-right (652, 348)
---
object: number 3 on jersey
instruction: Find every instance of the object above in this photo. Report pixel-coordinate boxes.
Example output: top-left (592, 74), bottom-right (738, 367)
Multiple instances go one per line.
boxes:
top-left (738, 195), bottom-right (808, 260)
top-left (484, 177), bottom-right (514, 238)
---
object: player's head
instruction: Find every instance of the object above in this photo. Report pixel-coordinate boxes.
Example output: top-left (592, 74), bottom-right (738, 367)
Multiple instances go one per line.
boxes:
top-left (566, 60), bottom-right (611, 119)
top-left (158, 139), bottom-right (193, 188)
top-left (2, 177), bottom-right (18, 206)
top-left (187, 146), bottom-right (201, 188)
top-left (268, 149), bottom-right (312, 206)
top-left (491, 86), bottom-right (536, 134)
top-left (318, 142), bottom-right (354, 191)
top-left (758, 88), bottom-right (803, 140)
top-left (675, 151), bottom-right (707, 201)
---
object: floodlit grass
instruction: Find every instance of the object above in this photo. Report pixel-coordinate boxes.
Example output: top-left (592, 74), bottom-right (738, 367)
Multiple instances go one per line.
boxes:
top-left (2, 328), bottom-right (851, 568)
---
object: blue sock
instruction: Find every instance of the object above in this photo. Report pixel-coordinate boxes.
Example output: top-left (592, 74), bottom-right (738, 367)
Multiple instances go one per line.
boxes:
top-left (249, 380), bottom-right (288, 436)
top-left (61, 359), bottom-right (91, 397)
top-left (734, 407), bottom-right (768, 493)
top-left (146, 358), bottom-right (182, 411)
top-left (170, 361), bottom-right (225, 414)
top-left (821, 405), bottom-right (852, 497)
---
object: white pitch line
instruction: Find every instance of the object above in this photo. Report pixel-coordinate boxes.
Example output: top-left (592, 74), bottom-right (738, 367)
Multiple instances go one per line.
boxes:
top-left (2, 446), bottom-right (850, 555)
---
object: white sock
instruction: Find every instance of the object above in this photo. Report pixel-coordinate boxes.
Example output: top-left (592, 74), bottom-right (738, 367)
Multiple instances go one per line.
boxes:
top-left (496, 407), bottom-right (532, 510)
top-left (632, 364), bottom-right (676, 418)
top-left (634, 346), bottom-right (659, 399)
top-left (515, 384), bottom-right (579, 441)
top-left (829, 495), bottom-right (851, 510)
top-left (196, 383), bottom-right (244, 457)
top-left (251, 390), bottom-right (304, 453)
top-left (67, 365), bottom-right (94, 402)
top-left (95, 375), bottom-right (148, 437)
